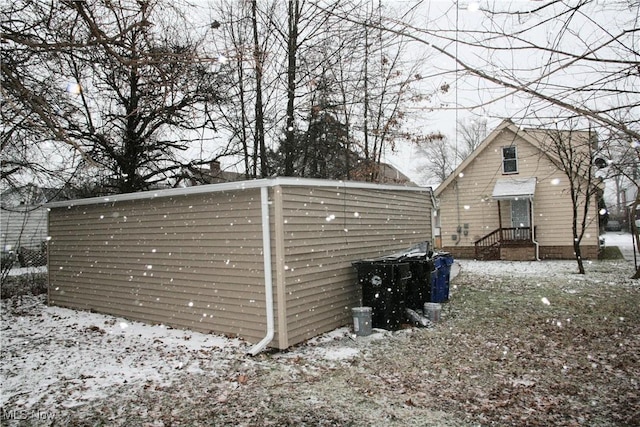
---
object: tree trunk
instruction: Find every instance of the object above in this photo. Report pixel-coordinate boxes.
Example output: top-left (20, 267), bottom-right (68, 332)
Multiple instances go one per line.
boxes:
top-left (284, 0), bottom-right (299, 176)
top-left (631, 192), bottom-right (640, 279)
top-left (252, 0), bottom-right (268, 178)
top-left (574, 238), bottom-right (585, 275)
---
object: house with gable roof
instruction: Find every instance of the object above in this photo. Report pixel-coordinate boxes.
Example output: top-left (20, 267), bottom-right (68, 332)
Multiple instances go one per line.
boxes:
top-left (434, 119), bottom-right (600, 261)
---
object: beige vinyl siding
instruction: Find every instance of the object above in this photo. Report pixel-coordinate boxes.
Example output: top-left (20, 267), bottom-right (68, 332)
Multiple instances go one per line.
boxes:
top-left (278, 185), bottom-right (432, 347)
top-left (532, 175), bottom-right (599, 248)
top-left (438, 127), bottom-right (599, 255)
top-left (49, 189), bottom-right (269, 342)
top-left (438, 130), bottom-right (519, 246)
top-left (48, 179), bottom-right (434, 351)
top-left (1, 206), bottom-right (48, 251)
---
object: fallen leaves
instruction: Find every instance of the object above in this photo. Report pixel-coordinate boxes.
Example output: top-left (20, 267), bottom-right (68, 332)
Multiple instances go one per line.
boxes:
top-left (2, 262), bottom-right (639, 426)
top-left (237, 374), bottom-right (248, 385)
top-left (404, 270), bottom-right (640, 426)
top-left (85, 325), bottom-right (106, 335)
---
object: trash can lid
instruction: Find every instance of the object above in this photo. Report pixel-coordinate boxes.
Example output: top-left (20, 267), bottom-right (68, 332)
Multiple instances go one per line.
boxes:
top-left (352, 241), bottom-right (434, 265)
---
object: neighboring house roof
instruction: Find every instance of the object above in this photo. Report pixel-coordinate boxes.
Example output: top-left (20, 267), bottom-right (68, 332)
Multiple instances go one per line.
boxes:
top-left (350, 160), bottom-right (417, 186)
top-left (1, 184), bottom-right (78, 208)
top-left (435, 119), bottom-right (515, 196)
top-left (375, 162), bottom-right (416, 186)
top-left (179, 159), bottom-right (416, 187)
top-left (176, 160), bottom-right (244, 186)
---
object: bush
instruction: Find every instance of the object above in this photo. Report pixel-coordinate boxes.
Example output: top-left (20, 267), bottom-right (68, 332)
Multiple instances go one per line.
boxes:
top-left (1, 251), bottom-right (17, 270)
top-left (1, 273), bottom-right (48, 299)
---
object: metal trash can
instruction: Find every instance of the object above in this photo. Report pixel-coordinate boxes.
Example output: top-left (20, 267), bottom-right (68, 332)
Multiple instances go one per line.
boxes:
top-left (423, 302), bottom-right (442, 323)
top-left (352, 259), bottom-right (411, 331)
top-left (352, 307), bottom-right (373, 336)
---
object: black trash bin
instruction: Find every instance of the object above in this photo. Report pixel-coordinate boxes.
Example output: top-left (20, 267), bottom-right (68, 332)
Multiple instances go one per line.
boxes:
top-left (353, 241), bottom-right (433, 330)
top-left (386, 241), bottom-right (434, 311)
top-left (352, 259), bottom-right (411, 331)
top-left (404, 255), bottom-right (435, 310)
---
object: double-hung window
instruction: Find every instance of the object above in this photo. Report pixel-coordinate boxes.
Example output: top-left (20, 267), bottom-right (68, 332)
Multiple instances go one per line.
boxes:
top-left (502, 146), bottom-right (518, 174)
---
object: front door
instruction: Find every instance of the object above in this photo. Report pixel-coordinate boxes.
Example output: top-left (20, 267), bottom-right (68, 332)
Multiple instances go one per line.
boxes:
top-left (511, 199), bottom-right (530, 228)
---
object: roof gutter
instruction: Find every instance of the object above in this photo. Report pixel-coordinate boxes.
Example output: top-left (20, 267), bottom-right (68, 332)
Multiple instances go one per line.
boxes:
top-left (248, 186), bottom-right (275, 356)
top-left (45, 177), bottom-right (431, 209)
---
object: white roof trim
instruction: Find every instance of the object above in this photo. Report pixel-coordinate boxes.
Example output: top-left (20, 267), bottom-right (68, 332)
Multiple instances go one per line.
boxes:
top-left (492, 177), bottom-right (537, 200)
top-left (46, 177), bottom-right (432, 208)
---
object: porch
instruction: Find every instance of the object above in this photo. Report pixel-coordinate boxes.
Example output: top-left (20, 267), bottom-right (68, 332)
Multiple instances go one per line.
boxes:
top-left (474, 177), bottom-right (538, 261)
top-left (474, 227), bottom-right (537, 261)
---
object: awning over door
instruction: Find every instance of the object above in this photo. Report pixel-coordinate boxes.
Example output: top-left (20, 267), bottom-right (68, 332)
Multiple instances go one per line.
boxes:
top-left (492, 177), bottom-right (537, 200)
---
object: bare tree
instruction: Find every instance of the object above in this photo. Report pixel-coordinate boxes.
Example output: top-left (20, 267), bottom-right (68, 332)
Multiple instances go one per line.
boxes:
top-left (281, 0), bottom-right (301, 176)
top-left (321, 1), bottom-right (638, 143)
top-left (358, 2), bottom-right (427, 181)
top-left (537, 124), bottom-right (602, 274)
top-left (414, 133), bottom-right (451, 185)
top-left (435, 2), bottom-right (639, 141)
top-left (203, 0), bottom-right (432, 182)
top-left (456, 117), bottom-right (487, 162)
top-left (208, 0), bottom-right (280, 179)
top-left (2, 0), bottom-right (228, 194)
top-left (1, 0), bottom-right (94, 190)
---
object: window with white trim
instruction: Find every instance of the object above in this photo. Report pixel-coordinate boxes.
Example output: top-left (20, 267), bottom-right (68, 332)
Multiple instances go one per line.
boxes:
top-left (502, 146), bottom-right (518, 174)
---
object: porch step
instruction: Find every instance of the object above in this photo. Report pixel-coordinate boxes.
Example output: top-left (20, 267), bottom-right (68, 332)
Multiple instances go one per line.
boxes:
top-left (474, 227), bottom-right (536, 261)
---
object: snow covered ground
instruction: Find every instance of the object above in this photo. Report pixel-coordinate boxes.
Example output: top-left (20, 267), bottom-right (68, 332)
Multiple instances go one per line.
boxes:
top-left (602, 231), bottom-right (636, 251)
top-left (1, 254), bottom-right (636, 425)
top-left (1, 292), bottom-right (387, 424)
top-left (5, 266), bottom-right (47, 277)
top-left (1, 294), bottom-right (246, 412)
top-left (602, 231), bottom-right (637, 262)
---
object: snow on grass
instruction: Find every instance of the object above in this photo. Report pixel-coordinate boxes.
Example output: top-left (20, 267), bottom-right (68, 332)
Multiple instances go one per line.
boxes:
top-left (1, 295), bottom-right (246, 411)
top-left (602, 231), bottom-right (635, 250)
top-left (5, 266), bottom-right (47, 277)
top-left (1, 258), bottom-right (637, 425)
top-left (457, 256), bottom-right (635, 280)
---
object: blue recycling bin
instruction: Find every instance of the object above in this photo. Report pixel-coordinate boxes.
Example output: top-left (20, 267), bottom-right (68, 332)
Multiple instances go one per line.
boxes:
top-left (431, 253), bottom-right (454, 303)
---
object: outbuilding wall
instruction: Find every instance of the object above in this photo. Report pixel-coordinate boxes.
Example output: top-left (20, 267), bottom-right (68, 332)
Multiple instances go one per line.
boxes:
top-left (48, 189), bottom-right (269, 343)
top-left (48, 179), bottom-right (433, 350)
top-left (275, 184), bottom-right (432, 347)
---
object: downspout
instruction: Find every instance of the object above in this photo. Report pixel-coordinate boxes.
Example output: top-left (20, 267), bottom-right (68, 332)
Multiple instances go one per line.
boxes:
top-left (530, 198), bottom-right (540, 261)
top-left (454, 179), bottom-right (461, 246)
top-left (248, 185), bottom-right (275, 355)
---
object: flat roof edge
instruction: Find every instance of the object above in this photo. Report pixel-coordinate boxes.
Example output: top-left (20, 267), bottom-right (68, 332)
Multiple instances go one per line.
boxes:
top-left (46, 177), bottom-right (432, 208)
